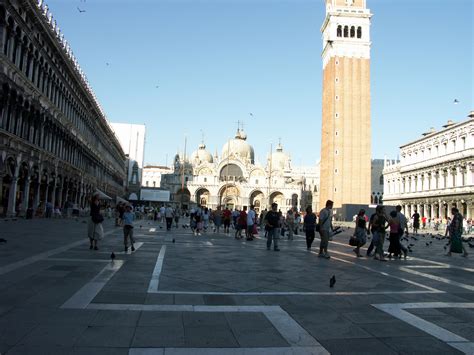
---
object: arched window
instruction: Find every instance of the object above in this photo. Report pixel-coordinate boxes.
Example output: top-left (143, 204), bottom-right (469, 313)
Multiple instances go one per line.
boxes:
top-left (343, 26), bottom-right (349, 37)
top-left (357, 26), bottom-right (362, 38)
top-left (337, 25), bottom-right (342, 37)
top-left (350, 26), bottom-right (355, 38)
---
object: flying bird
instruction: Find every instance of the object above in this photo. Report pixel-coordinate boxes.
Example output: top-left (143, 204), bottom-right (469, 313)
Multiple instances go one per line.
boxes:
top-left (77, 7), bottom-right (86, 13)
top-left (329, 275), bottom-right (336, 288)
top-left (453, 99), bottom-right (459, 104)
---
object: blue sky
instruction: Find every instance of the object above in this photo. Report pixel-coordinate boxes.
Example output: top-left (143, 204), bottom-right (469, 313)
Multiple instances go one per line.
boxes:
top-left (45, 0), bottom-right (473, 166)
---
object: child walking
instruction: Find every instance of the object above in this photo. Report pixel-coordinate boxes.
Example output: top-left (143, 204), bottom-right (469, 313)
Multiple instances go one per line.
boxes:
top-left (123, 205), bottom-right (136, 252)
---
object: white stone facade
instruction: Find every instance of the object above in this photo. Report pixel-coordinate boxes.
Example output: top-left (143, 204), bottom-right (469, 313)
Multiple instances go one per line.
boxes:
top-left (383, 112), bottom-right (474, 220)
top-left (142, 166), bottom-right (172, 189)
top-left (160, 130), bottom-right (320, 213)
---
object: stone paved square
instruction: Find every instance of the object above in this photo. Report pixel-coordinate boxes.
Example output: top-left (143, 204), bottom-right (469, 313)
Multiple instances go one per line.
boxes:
top-left (1, 218), bottom-right (473, 354)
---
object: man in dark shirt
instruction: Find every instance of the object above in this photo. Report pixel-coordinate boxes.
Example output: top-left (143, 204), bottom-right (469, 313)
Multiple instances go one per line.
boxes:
top-left (264, 203), bottom-right (280, 251)
top-left (412, 210), bottom-right (420, 235)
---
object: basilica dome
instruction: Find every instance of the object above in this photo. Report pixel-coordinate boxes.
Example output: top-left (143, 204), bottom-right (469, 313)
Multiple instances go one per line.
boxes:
top-left (221, 130), bottom-right (255, 164)
top-left (192, 143), bottom-right (213, 164)
top-left (270, 144), bottom-right (290, 171)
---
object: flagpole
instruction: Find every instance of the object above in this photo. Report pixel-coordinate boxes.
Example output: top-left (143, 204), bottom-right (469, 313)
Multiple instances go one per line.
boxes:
top-left (268, 142), bottom-right (272, 209)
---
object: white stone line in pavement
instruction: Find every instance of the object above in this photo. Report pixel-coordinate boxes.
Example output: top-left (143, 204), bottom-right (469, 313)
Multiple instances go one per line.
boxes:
top-left (155, 290), bottom-right (439, 296)
top-left (314, 251), bottom-right (444, 293)
top-left (405, 262), bottom-right (474, 273)
top-left (61, 260), bottom-right (125, 309)
top-left (88, 303), bottom-right (328, 354)
top-left (129, 347), bottom-right (324, 355)
top-left (399, 267), bottom-right (474, 292)
top-left (148, 245), bottom-right (167, 293)
top-left (373, 302), bottom-right (474, 354)
top-left (0, 229), bottom-right (115, 276)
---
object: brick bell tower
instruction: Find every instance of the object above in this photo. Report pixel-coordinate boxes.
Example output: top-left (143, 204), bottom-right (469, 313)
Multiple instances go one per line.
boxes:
top-left (319, 0), bottom-right (372, 209)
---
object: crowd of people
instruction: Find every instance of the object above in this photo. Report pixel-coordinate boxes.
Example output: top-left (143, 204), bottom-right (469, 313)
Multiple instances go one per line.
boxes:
top-left (86, 197), bottom-right (471, 260)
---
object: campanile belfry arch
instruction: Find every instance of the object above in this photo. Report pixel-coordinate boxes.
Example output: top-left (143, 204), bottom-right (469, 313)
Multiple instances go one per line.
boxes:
top-left (319, 0), bottom-right (372, 208)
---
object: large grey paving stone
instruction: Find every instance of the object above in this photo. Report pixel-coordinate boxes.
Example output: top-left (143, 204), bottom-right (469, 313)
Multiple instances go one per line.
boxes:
top-left (18, 325), bottom-right (87, 347)
top-left (138, 311), bottom-right (183, 327)
top-left (41, 309), bottom-right (99, 325)
top-left (91, 310), bottom-right (141, 326)
top-left (131, 326), bottom-right (185, 347)
top-left (174, 294), bottom-right (205, 305)
top-left (182, 312), bottom-right (229, 327)
top-left (225, 313), bottom-right (288, 348)
top-left (75, 326), bottom-right (135, 347)
top-left (319, 337), bottom-right (398, 355)
top-left (184, 325), bottom-right (239, 348)
top-left (359, 320), bottom-right (428, 338)
top-left (304, 319), bottom-right (373, 340)
top-left (144, 294), bottom-right (174, 305)
top-left (203, 295), bottom-right (237, 305)
top-left (380, 336), bottom-right (463, 354)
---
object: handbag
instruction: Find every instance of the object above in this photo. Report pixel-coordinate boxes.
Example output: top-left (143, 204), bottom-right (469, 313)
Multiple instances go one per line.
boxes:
top-left (349, 235), bottom-right (358, 246)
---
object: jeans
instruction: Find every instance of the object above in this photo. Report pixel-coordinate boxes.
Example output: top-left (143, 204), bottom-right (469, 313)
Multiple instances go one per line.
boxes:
top-left (373, 231), bottom-right (385, 256)
top-left (266, 228), bottom-right (279, 249)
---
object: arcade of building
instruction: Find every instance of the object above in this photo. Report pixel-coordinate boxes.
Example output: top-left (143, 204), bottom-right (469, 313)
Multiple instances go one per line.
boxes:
top-left (0, 0), bottom-right (126, 217)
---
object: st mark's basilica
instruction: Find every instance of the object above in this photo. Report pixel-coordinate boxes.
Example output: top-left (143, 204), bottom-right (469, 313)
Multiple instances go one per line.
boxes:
top-left (159, 129), bottom-right (320, 213)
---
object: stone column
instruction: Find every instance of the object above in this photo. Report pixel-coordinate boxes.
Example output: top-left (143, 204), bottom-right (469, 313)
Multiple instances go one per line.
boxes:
top-left (6, 176), bottom-right (18, 217)
top-left (50, 179), bottom-right (57, 208)
top-left (456, 166), bottom-right (464, 187)
top-left (44, 177), bottom-right (49, 203)
top-left (56, 184), bottom-right (63, 210)
top-left (430, 204), bottom-right (435, 219)
top-left (21, 176), bottom-right (31, 213)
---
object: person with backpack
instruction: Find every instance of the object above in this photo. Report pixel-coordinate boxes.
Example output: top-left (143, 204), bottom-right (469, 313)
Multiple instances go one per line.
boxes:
top-left (318, 200), bottom-right (334, 259)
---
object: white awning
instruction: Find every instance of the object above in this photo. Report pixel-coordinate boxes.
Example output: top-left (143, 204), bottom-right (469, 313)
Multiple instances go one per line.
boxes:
top-left (128, 193), bottom-right (138, 201)
top-left (94, 189), bottom-right (112, 200)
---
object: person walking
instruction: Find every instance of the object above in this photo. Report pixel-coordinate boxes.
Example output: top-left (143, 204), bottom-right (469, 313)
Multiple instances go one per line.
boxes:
top-left (123, 205), bottom-right (136, 252)
top-left (235, 206), bottom-right (247, 239)
top-left (265, 203), bottom-right (280, 251)
top-left (387, 210), bottom-right (401, 259)
top-left (174, 207), bottom-right (181, 228)
top-left (223, 207), bottom-right (231, 234)
top-left (286, 209), bottom-right (295, 240)
top-left (246, 205), bottom-right (256, 241)
top-left (396, 205), bottom-right (409, 258)
top-left (412, 209), bottom-right (420, 235)
top-left (165, 205), bottom-right (174, 231)
top-left (88, 194), bottom-right (104, 250)
top-left (445, 207), bottom-right (468, 257)
top-left (303, 206), bottom-right (317, 250)
top-left (318, 200), bottom-right (334, 259)
top-left (353, 209), bottom-right (368, 257)
top-left (371, 205), bottom-right (389, 261)
top-left (202, 207), bottom-right (210, 232)
top-left (213, 206), bottom-right (223, 233)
